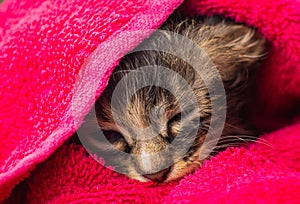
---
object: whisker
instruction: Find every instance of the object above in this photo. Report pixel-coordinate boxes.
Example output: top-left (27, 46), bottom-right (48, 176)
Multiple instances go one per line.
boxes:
top-left (202, 134), bottom-right (274, 150)
top-left (222, 135), bottom-right (274, 148)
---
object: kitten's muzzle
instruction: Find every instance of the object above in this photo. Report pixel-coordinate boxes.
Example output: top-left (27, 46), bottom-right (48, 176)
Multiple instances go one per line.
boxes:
top-left (142, 167), bottom-right (171, 182)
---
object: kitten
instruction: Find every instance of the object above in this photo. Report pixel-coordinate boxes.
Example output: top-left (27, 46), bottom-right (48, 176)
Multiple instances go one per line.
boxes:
top-left (82, 13), bottom-right (267, 182)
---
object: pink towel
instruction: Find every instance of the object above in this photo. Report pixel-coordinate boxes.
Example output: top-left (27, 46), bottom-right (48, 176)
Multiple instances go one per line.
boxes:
top-left (24, 124), bottom-right (300, 203)
top-left (1, 0), bottom-right (300, 202)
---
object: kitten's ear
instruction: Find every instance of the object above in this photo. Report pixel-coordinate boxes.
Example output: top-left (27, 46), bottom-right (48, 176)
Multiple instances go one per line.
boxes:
top-left (204, 24), bottom-right (268, 84)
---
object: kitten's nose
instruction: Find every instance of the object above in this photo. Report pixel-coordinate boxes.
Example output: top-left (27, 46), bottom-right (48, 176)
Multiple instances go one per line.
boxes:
top-left (143, 167), bottom-right (170, 182)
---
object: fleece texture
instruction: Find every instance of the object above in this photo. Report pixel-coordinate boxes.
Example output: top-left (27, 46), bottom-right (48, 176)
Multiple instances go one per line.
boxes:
top-left (24, 124), bottom-right (300, 203)
top-left (0, 0), bottom-right (300, 202)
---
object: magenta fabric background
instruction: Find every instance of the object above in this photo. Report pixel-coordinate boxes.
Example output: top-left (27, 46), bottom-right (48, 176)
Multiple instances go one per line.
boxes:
top-left (0, 0), bottom-right (300, 202)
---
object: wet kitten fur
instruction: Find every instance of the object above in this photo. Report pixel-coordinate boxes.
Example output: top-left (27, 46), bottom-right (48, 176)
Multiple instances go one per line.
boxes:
top-left (89, 13), bottom-right (267, 182)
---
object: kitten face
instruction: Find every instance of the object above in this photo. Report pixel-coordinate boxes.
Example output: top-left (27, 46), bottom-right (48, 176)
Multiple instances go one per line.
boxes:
top-left (96, 71), bottom-right (211, 182)
top-left (85, 14), bottom-right (267, 182)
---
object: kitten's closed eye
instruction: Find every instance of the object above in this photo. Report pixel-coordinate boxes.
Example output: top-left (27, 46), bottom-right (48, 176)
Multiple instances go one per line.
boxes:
top-left (103, 131), bottom-right (130, 152)
top-left (103, 131), bottom-right (124, 143)
top-left (167, 113), bottom-right (181, 141)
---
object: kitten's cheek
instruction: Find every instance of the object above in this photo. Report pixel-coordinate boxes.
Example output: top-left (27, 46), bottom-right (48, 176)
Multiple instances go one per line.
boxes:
top-left (128, 175), bottom-right (149, 182)
top-left (165, 160), bottom-right (202, 182)
top-left (126, 168), bottom-right (149, 182)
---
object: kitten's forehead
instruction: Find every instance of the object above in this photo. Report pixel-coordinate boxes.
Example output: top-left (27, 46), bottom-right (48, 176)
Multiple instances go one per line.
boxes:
top-left (112, 87), bottom-right (178, 130)
top-left (98, 64), bottom-right (210, 129)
